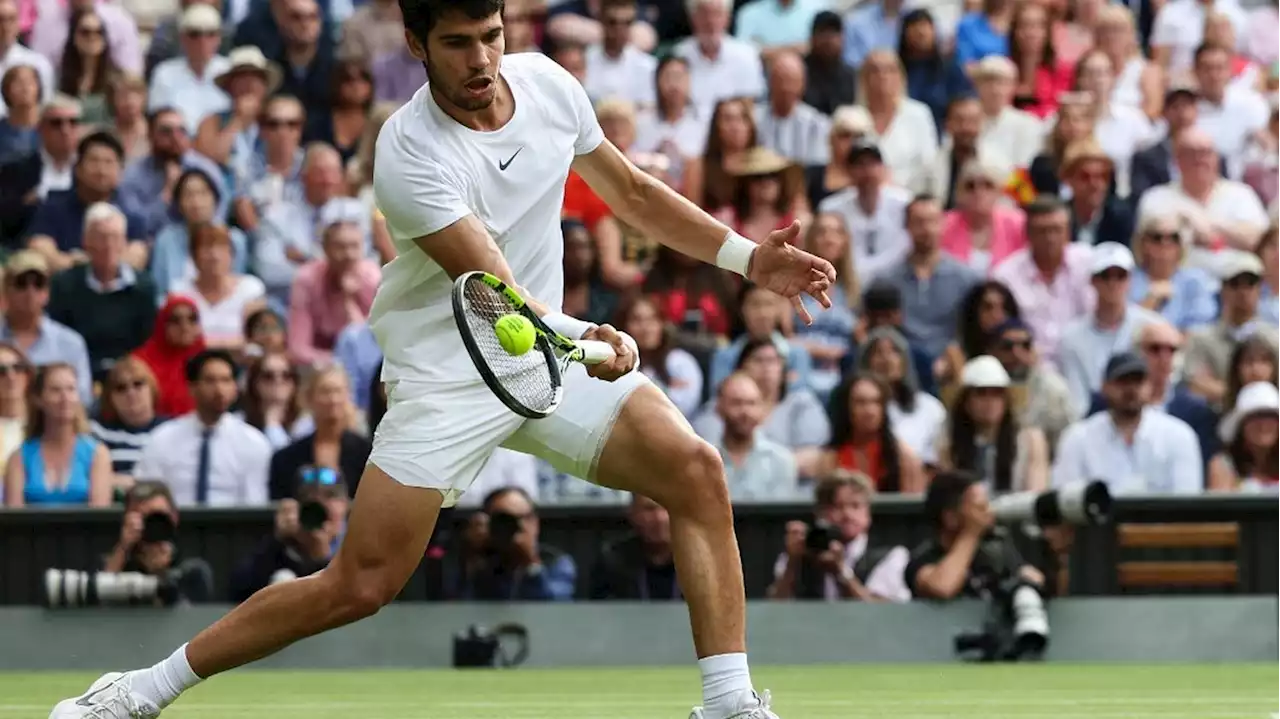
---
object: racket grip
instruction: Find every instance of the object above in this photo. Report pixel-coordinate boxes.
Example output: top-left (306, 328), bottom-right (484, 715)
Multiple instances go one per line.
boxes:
top-left (577, 340), bottom-right (617, 365)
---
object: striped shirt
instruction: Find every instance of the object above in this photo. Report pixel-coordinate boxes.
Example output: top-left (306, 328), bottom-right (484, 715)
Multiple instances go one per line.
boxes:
top-left (90, 418), bottom-right (165, 478)
top-left (754, 102), bottom-right (831, 167)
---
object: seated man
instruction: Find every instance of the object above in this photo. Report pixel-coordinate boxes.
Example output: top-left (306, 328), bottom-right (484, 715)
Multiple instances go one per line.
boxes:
top-left (590, 492), bottom-right (680, 600)
top-left (462, 486), bottom-right (577, 602)
top-left (0, 250), bottom-right (92, 402)
top-left (988, 319), bottom-right (1077, 450)
top-left (701, 372), bottom-right (799, 501)
top-left (768, 471), bottom-right (910, 601)
top-left (102, 480), bottom-right (214, 605)
top-left (1184, 251), bottom-right (1280, 407)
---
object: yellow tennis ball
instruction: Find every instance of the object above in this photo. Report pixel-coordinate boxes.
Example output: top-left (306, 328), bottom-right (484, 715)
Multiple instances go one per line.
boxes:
top-left (494, 314), bottom-right (536, 356)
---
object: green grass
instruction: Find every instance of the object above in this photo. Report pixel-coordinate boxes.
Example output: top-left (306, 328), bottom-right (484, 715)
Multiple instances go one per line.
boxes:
top-left (2, 664), bottom-right (1275, 718)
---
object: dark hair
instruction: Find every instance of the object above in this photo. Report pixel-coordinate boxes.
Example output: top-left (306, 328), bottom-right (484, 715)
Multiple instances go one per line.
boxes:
top-left (1009, 2), bottom-right (1055, 76)
top-left (613, 295), bottom-right (673, 385)
top-left (814, 470), bottom-right (872, 508)
top-left (240, 352), bottom-right (302, 431)
top-left (145, 106), bottom-right (182, 131)
top-left (1024, 196), bottom-right (1068, 221)
top-left (331, 55), bottom-right (374, 111)
top-left (945, 94), bottom-right (979, 120)
top-left (957, 280), bottom-right (1021, 357)
top-left (1225, 336), bottom-right (1279, 412)
top-left (701, 98), bottom-right (758, 209)
top-left (1193, 42), bottom-right (1229, 66)
top-left (0, 64), bottom-right (41, 108)
top-left (653, 54), bottom-right (690, 120)
top-left (731, 281), bottom-right (779, 338)
top-left (124, 480), bottom-right (176, 513)
top-left (947, 387), bottom-right (1018, 492)
top-left (904, 193), bottom-right (940, 226)
top-left (244, 307), bottom-right (284, 342)
top-left (862, 332), bottom-right (916, 412)
top-left (76, 130), bottom-right (125, 164)
top-left (735, 336), bottom-right (788, 401)
top-left (1228, 415), bottom-right (1280, 480)
top-left (826, 374), bottom-right (902, 492)
top-left (400, 0), bottom-right (505, 42)
top-left (60, 9), bottom-right (118, 97)
top-left (811, 10), bottom-right (842, 34)
top-left (897, 9), bottom-right (942, 71)
top-left (923, 470), bottom-right (978, 529)
top-left (481, 485), bottom-right (534, 513)
top-left (185, 348), bottom-right (237, 384)
top-left (174, 167), bottom-right (222, 218)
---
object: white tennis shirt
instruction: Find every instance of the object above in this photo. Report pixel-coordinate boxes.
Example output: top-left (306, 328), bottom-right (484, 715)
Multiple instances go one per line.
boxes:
top-left (370, 53), bottom-right (605, 387)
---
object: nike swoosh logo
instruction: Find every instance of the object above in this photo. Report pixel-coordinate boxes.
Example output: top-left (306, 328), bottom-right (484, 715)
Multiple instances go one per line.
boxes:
top-left (76, 683), bottom-right (113, 707)
top-left (498, 147), bottom-right (523, 171)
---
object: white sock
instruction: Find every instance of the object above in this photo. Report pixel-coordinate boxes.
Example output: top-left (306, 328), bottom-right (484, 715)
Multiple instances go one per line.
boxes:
top-left (128, 644), bottom-right (203, 708)
top-left (699, 653), bottom-right (755, 718)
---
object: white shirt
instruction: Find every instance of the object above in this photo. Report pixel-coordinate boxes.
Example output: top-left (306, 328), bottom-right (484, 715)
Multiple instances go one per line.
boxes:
top-left (1150, 0), bottom-right (1247, 76)
top-left (754, 101), bottom-right (831, 166)
top-left (979, 106), bottom-right (1045, 169)
top-left (1094, 103), bottom-right (1155, 197)
top-left (673, 35), bottom-right (766, 116)
top-left (372, 53), bottom-right (603, 387)
top-left (148, 55), bottom-right (231, 134)
top-left (633, 105), bottom-right (709, 158)
top-left (869, 98), bottom-right (938, 193)
top-left (38, 149), bottom-right (73, 200)
top-left (817, 184), bottom-right (912, 284)
top-left (133, 413), bottom-right (273, 507)
top-left (1134, 180), bottom-right (1269, 270)
top-left (1053, 407), bottom-right (1204, 494)
top-left (456, 448), bottom-right (539, 507)
top-left (0, 43), bottom-right (55, 117)
top-left (1056, 304), bottom-right (1162, 411)
top-left (583, 44), bottom-right (657, 108)
top-left (170, 275), bottom-right (267, 346)
top-left (1196, 87), bottom-right (1271, 180)
top-left (888, 392), bottom-right (947, 464)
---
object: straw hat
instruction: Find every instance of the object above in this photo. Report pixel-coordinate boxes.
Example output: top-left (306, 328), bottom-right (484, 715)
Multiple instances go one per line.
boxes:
top-left (215, 46), bottom-right (282, 93)
top-left (728, 147), bottom-right (803, 202)
top-left (1062, 138), bottom-right (1114, 174)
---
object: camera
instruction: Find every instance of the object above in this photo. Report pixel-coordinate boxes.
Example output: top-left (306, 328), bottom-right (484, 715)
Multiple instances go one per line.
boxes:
top-left (141, 512), bottom-right (176, 544)
top-left (954, 576), bottom-right (1050, 662)
top-left (990, 481), bottom-right (1113, 527)
top-left (488, 511), bottom-right (523, 548)
top-left (805, 521), bottom-right (836, 552)
top-left (298, 500), bottom-right (329, 532)
top-left (452, 623), bottom-right (530, 668)
top-left (45, 561), bottom-right (215, 608)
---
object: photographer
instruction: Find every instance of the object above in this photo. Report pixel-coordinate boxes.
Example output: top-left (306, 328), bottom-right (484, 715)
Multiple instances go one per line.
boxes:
top-left (590, 493), bottom-right (680, 601)
top-left (905, 471), bottom-right (1044, 600)
top-left (101, 481), bottom-right (214, 604)
top-left (465, 486), bottom-right (576, 602)
top-left (767, 472), bottom-right (910, 602)
top-left (228, 467), bottom-right (349, 603)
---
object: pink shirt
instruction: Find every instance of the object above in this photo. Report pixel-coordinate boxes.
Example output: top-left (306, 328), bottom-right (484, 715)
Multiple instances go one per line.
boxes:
top-left (940, 205), bottom-right (1028, 271)
top-left (287, 259), bottom-right (381, 367)
top-left (30, 0), bottom-right (142, 76)
top-left (991, 243), bottom-right (1096, 367)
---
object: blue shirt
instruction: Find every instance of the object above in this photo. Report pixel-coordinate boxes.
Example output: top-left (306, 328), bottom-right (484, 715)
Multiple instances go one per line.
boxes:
top-left (885, 256), bottom-right (980, 359)
top-left (904, 57), bottom-right (973, 131)
top-left (735, 0), bottom-right (826, 49)
top-left (1057, 305), bottom-right (1161, 412)
top-left (0, 120), bottom-right (38, 163)
top-left (334, 322), bottom-right (382, 411)
top-left (21, 435), bottom-right (97, 505)
top-left (709, 332), bottom-right (815, 394)
top-left (254, 199), bottom-right (328, 301)
top-left (843, 2), bottom-right (908, 67)
top-left (0, 317), bottom-right (92, 403)
top-left (1085, 385), bottom-right (1219, 476)
top-left (953, 12), bottom-right (1009, 68)
top-left (1259, 282), bottom-right (1279, 326)
top-left (117, 152), bottom-right (230, 240)
top-left (25, 189), bottom-right (147, 252)
top-left (795, 284), bottom-right (856, 397)
top-left (150, 223), bottom-right (249, 302)
top-left (1127, 268), bottom-right (1218, 332)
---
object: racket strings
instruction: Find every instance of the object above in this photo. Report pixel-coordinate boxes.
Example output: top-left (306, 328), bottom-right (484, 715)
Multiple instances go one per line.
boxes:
top-left (461, 278), bottom-right (559, 413)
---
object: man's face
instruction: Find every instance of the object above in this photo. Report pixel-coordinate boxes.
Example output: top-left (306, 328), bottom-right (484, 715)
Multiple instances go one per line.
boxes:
top-left (994, 329), bottom-right (1035, 380)
top-left (40, 110), bottom-right (81, 157)
top-left (1175, 132), bottom-right (1220, 181)
top-left (818, 485), bottom-right (870, 543)
top-left (1194, 48), bottom-right (1230, 101)
top-left (906, 199), bottom-right (942, 253)
top-left (628, 494), bottom-right (670, 547)
top-left (282, 0), bottom-right (321, 45)
top-left (976, 75), bottom-right (1013, 110)
top-left (1068, 158), bottom-right (1110, 207)
top-left (1139, 327), bottom-right (1181, 381)
top-left (303, 152), bottom-right (343, 203)
top-left (150, 111), bottom-right (189, 159)
top-left (5, 270), bottom-right (48, 316)
top-left (75, 144), bottom-right (122, 195)
top-left (600, 4), bottom-right (634, 51)
top-left (261, 99), bottom-right (304, 153)
top-left (192, 358), bottom-right (238, 416)
top-left (0, 0), bottom-right (19, 48)
top-left (811, 27), bottom-right (842, 60)
top-left (848, 156), bottom-right (883, 189)
top-left (1103, 373), bottom-right (1148, 417)
top-left (418, 11), bottom-right (505, 112)
top-left (1222, 272), bottom-right (1262, 315)
top-left (690, 0), bottom-right (728, 39)
top-left (84, 217), bottom-right (126, 270)
top-left (323, 224), bottom-right (364, 267)
top-left (718, 376), bottom-right (764, 440)
top-left (1027, 210), bottom-right (1069, 263)
top-left (487, 489), bottom-right (538, 546)
top-left (947, 101), bottom-right (982, 147)
top-left (768, 57), bottom-right (804, 114)
top-left (180, 26), bottom-right (221, 64)
top-left (1164, 94), bottom-right (1197, 132)
top-left (1091, 267), bottom-right (1130, 306)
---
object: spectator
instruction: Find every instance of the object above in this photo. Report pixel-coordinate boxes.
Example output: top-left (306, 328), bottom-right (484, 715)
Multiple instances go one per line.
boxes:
top-left (0, 65), bottom-right (42, 162)
top-left (91, 356), bottom-right (164, 493)
top-left (1184, 250), bottom-right (1280, 406)
top-left (1128, 213), bottom-right (1217, 331)
top-left (710, 282), bottom-right (813, 392)
top-left (0, 0), bottom-right (54, 110)
top-left (940, 355), bottom-right (1050, 492)
top-left (1209, 381), bottom-right (1279, 491)
top-left (820, 373), bottom-right (925, 491)
top-left (1055, 351), bottom-right (1203, 493)
top-left (857, 326), bottom-right (947, 463)
top-left (1009, 1), bottom-right (1072, 119)
top-left (147, 5), bottom-right (230, 135)
top-left (632, 56), bottom-right (705, 188)
top-left (642, 244), bottom-right (736, 350)
top-left (1150, 0), bottom-right (1247, 77)
top-left (463, 448), bottom-right (538, 509)
top-left (851, 280), bottom-right (936, 393)
top-left (303, 56), bottom-right (370, 166)
top-left (1129, 84), bottom-right (1203, 203)
top-left (0, 250), bottom-right (92, 402)
top-left (697, 337), bottom-right (830, 455)
top-left (133, 348), bottom-right (271, 506)
top-left (133, 295), bottom-right (205, 418)
top-left (466, 486), bottom-right (577, 601)
top-left (1058, 242), bottom-right (1160, 410)
top-left (705, 372), bottom-right (800, 501)
top-left (145, 0), bottom-right (236, 77)
top-left (971, 56), bottom-right (1043, 170)
top-left (105, 73), bottom-right (148, 162)
top-left (723, 147), bottom-right (803, 241)
top-left (170, 224), bottom-right (266, 352)
top-left (1191, 43), bottom-right (1269, 181)
top-left (345, 102), bottom-right (398, 264)
top-left (269, 365), bottom-right (369, 500)
top-left (56, 9), bottom-right (118, 126)
top-left (818, 140), bottom-right (911, 284)
top-left (102, 480), bottom-right (215, 603)
top-left (240, 352), bottom-right (311, 451)
top-left (794, 213), bottom-right (858, 396)
top-left (1223, 334), bottom-right (1278, 414)
top-left (193, 46), bottom-right (278, 172)
top-left (842, 0), bottom-right (908, 70)
top-left (890, 194), bottom-right (981, 358)
top-left (769, 471), bottom-right (911, 601)
top-left (940, 160), bottom-right (1027, 273)
top-left (590, 99), bottom-right (655, 288)
top-left (287, 205), bottom-right (379, 368)
top-left (333, 320), bottom-right (379, 411)
top-left (926, 97), bottom-right (1008, 210)
top-left (151, 168), bottom-right (249, 301)
top-left (26, 96), bottom-right (80, 203)
top-left (118, 107), bottom-right (228, 242)
top-left (937, 279), bottom-right (1020, 389)
top-left (0, 341), bottom-right (27, 472)
top-left (1094, 6), bottom-right (1163, 121)
top-left (898, 9), bottom-right (971, 131)
top-left (339, 0), bottom-right (405, 65)
top-left (2, 362), bottom-right (110, 506)
top-left (684, 97), bottom-right (756, 212)
top-left (271, 0), bottom-right (336, 119)
top-left (804, 107), bottom-right (869, 209)
top-left (244, 307), bottom-right (288, 359)
top-left (1026, 97), bottom-right (1096, 199)
top-left (673, 0), bottom-right (765, 116)
top-left (46, 202), bottom-right (155, 381)
top-left (735, 0), bottom-right (824, 57)
top-left (989, 318), bottom-right (1077, 448)
top-left (254, 143), bottom-right (348, 305)
top-left (26, 130), bottom-right (145, 273)
top-left (616, 295), bottom-right (703, 418)
top-left (370, 33), bottom-right (425, 106)
top-left (560, 218), bottom-right (621, 327)
top-left (30, 0), bottom-right (141, 77)
top-left (993, 198), bottom-right (1095, 365)
top-left (1255, 225), bottom-right (1278, 325)
top-left (1074, 50), bottom-right (1156, 199)
top-left (755, 51), bottom-right (829, 167)
top-left (548, 40), bottom-right (588, 84)
top-left (1062, 139), bottom-right (1133, 247)
top-left (590, 492), bottom-right (680, 600)
top-left (803, 12), bottom-right (856, 117)
top-left (954, 0), bottom-right (1012, 68)
top-left (233, 94), bottom-right (305, 233)
top-left (1240, 99), bottom-right (1278, 210)
top-left (584, 0), bottom-right (657, 108)
top-left (905, 470), bottom-right (1046, 599)
top-left (230, 472), bottom-right (347, 602)
top-left (858, 50), bottom-right (938, 194)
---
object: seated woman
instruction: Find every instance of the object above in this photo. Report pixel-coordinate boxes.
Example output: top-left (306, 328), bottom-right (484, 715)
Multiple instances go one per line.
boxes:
top-left (1009, 1), bottom-right (1074, 119)
top-left (170, 223), bottom-right (266, 353)
top-left (243, 308), bottom-right (289, 360)
top-left (1209, 382), bottom-right (1279, 492)
top-left (151, 168), bottom-right (249, 301)
top-left (815, 373), bottom-right (925, 492)
top-left (240, 352), bottom-right (312, 452)
top-left (0, 342), bottom-right (30, 472)
top-left (805, 106), bottom-right (871, 208)
top-left (709, 282), bottom-right (814, 393)
top-left (302, 56), bottom-right (371, 167)
top-left (721, 147), bottom-right (805, 242)
top-left (616, 295), bottom-right (703, 418)
top-left (3, 363), bottom-right (111, 507)
top-left (0, 64), bottom-right (42, 163)
top-left (133, 295), bottom-right (206, 418)
top-left (793, 213), bottom-right (859, 398)
top-left (683, 97), bottom-right (757, 212)
top-left (856, 326), bottom-right (948, 465)
top-left (1223, 336), bottom-right (1279, 415)
top-left (1128, 214), bottom-right (1217, 332)
top-left (937, 280), bottom-right (1021, 395)
top-left (269, 366), bottom-right (370, 500)
top-left (940, 160), bottom-right (1027, 274)
top-left (90, 356), bottom-right (165, 499)
top-left (642, 244), bottom-right (737, 358)
top-left (938, 356), bottom-right (1049, 493)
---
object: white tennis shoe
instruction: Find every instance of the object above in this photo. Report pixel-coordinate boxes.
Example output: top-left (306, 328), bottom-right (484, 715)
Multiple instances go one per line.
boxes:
top-left (48, 672), bottom-right (161, 719)
top-left (689, 689), bottom-right (781, 719)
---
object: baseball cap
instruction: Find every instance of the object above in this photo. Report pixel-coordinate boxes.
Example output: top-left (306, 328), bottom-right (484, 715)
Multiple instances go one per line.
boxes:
top-left (862, 280), bottom-right (901, 312)
top-left (1090, 242), bottom-right (1135, 276)
top-left (1215, 250), bottom-right (1265, 282)
top-left (180, 4), bottom-right (222, 33)
top-left (960, 355), bottom-right (1011, 389)
top-left (1104, 351), bottom-right (1148, 382)
top-left (811, 10), bottom-right (842, 33)
top-left (847, 139), bottom-right (883, 165)
top-left (5, 250), bottom-right (49, 278)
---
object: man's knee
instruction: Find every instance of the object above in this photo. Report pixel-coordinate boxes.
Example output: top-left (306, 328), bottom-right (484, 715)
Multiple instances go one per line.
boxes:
top-left (666, 439), bottom-right (731, 517)
top-left (318, 564), bottom-right (402, 621)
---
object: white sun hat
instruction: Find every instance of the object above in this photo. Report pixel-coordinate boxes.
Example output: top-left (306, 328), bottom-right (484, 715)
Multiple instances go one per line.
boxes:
top-left (1219, 381), bottom-right (1280, 443)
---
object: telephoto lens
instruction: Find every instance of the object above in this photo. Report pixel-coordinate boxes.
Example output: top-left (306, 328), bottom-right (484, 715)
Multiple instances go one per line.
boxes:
top-left (990, 481), bottom-right (1113, 527)
top-left (43, 569), bottom-right (174, 608)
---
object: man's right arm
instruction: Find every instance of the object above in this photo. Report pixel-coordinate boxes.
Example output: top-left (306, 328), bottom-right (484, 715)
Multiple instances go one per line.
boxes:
top-left (911, 532), bottom-right (983, 600)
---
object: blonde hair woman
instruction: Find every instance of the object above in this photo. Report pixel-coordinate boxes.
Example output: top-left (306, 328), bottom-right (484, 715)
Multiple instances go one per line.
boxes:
top-left (348, 102), bottom-right (400, 264)
top-left (0, 341), bottom-right (30, 480)
top-left (1128, 212), bottom-right (1218, 331)
top-left (1094, 5), bottom-right (1163, 120)
top-left (268, 365), bottom-right (372, 500)
top-left (805, 105), bottom-right (871, 208)
top-left (591, 98), bottom-right (656, 288)
top-left (3, 363), bottom-right (111, 507)
top-left (857, 50), bottom-right (938, 194)
top-left (91, 356), bottom-right (165, 493)
top-left (794, 212), bottom-right (860, 397)
top-left (105, 73), bottom-right (148, 161)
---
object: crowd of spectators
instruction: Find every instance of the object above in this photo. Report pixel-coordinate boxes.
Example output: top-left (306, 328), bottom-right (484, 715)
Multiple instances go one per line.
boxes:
top-left (0, 0), bottom-right (1276, 600)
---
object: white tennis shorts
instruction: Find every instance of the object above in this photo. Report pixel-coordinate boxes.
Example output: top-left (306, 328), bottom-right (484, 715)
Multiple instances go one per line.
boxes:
top-left (368, 363), bottom-right (650, 506)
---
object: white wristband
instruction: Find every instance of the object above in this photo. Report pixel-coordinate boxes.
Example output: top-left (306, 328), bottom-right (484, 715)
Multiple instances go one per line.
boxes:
top-left (715, 230), bottom-right (756, 277)
top-left (542, 312), bottom-right (593, 340)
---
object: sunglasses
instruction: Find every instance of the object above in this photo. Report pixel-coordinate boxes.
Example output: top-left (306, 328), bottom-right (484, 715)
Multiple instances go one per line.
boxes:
top-left (263, 117), bottom-right (302, 130)
top-left (77, 25), bottom-right (103, 37)
top-left (156, 123), bottom-right (186, 136)
top-left (299, 466), bottom-right (341, 486)
top-left (10, 274), bottom-right (46, 290)
top-left (963, 180), bottom-right (995, 191)
top-left (113, 379), bottom-right (147, 392)
top-left (1000, 338), bottom-right (1033, 351)
top-left (260, 369), bottom-right (294, 382)
top-left (45, 116), bottom-right (80, 128)
top-left (184, 30), bottom-right (219, 38)
top-left (1094, 269), bottom-right (1129, 282)
top-left (1145, 232), bottom-right (1180, 244)
top-left (0, 362), bottom-right (24, 376)
top-left (1142, 343), bottom-right (1179, 355)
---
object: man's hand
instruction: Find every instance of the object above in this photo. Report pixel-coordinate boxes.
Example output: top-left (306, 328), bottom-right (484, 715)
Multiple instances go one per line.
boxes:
top-left (961, 491), bottom-right (994, 536)
top-left (582, 323), bottom-right (637, 381)
top-left (233, 92), bottom-right (262, 123)
top-left (747, 221), bottom-right (836, 325)
top-left (816, 540), bottom-right (845, 574)
top-left (512, 527), bottom-right (540, 568)
top-left (136, 541), bottom-right (174, 575)
top-left (118, 511), bottom-right (142, 551)
top-left (783, 520), bottom-right (807, 559)
top-left (274, 499), bottom-right (300, 541)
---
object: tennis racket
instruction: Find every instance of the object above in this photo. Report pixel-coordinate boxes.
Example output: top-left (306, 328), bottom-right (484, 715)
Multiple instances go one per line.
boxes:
top-left (452, 271), bottom-right (617, 419)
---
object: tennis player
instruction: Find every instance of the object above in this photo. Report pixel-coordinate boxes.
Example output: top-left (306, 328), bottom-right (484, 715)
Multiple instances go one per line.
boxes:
top-left (50, 1), bottom-right (835, 717)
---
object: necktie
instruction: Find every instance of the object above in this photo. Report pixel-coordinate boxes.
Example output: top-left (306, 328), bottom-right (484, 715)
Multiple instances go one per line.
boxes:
top-left (195, 426), bottom-right (213, 504)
